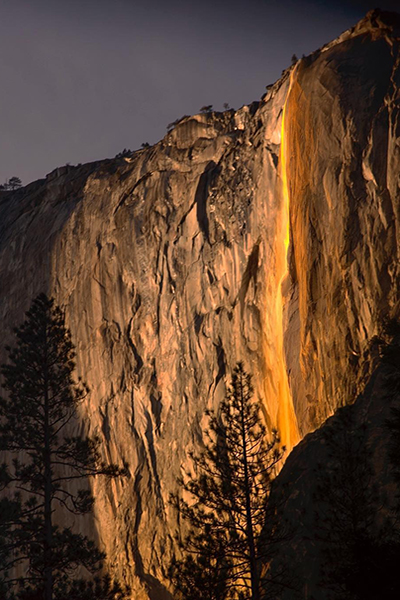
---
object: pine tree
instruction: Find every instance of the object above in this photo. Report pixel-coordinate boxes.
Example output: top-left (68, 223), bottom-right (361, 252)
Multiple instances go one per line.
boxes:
top-left (0, 176), bottom-right (22, 191)
top-left (170, 363), bottom-right (285, 600)
top-left (7, 176), bottom-right (22, 190)
top-left (169, 535), bottom-right (231, 600)
top-left (0, 294), bottom-right (126, 600)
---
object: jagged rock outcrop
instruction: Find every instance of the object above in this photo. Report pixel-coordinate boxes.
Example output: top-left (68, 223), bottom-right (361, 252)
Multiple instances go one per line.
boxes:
top-left (0, 9), bottom-right (399, 598)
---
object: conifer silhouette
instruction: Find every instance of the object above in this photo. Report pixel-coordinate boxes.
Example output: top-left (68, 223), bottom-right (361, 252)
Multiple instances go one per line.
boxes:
top-left (0, 294), bottom-right (126, 600)
top-left (170, 362), bottom-right (284, 600)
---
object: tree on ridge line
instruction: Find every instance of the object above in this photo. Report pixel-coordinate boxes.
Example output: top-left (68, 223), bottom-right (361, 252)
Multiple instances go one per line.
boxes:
top-left (0, 176), bottom-right (22, 191)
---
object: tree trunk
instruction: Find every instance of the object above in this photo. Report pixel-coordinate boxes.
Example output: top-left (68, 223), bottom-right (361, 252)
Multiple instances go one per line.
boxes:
top-left (43, 337), bottom-right (53, 600)
top-left (239, 373), bottom-right (260, 600)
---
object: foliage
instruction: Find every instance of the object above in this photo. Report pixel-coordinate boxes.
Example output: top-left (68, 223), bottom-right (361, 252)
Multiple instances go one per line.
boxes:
top-left (200, 105), bottom-right (213, 114)
top-left (0, 294), bottom-right (126, 600)
top-left (170, 363), bottom-right (285, 600)
top-left (114, 148), bottom-right (132, 158)
top-left (0, 177), bottom-right (22, 191)
top-left (0, 495), bottom-right (25, 596)
top-left (55, 574), bottom-right (129, 600)
top-left (169, 537), bottom-right (230, 600)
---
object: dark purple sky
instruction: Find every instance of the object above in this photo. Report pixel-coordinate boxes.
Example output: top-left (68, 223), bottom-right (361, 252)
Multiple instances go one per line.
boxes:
top-left (0, 0), bottom-right (398, 185)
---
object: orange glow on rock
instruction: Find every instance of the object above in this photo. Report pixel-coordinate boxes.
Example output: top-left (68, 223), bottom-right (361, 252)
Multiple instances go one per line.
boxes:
top-left (275, 69), bottom-right (300, 451)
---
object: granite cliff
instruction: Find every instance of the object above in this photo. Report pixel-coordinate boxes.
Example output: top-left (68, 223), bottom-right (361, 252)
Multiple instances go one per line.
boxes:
top-left (0, 9), bottom-right (399, 598)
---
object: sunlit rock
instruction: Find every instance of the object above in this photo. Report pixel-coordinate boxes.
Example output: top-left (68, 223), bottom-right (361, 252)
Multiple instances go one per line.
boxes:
top-left (284, 9), bottom-right (400, 433)
top-left (0, 8), bottom-right (399, 598)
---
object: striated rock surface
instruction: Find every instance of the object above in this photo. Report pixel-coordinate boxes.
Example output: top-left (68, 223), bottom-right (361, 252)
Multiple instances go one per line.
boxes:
top-left (0, 9), bottom-right (400, 598)
top-left (0, 81), bottom-right (296, 598)
top-left (284, 10), bottom-right (400, 433)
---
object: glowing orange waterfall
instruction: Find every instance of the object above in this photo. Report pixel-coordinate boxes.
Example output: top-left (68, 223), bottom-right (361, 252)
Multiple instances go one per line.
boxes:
top-left (276, 69), bottom-right (299, 450)
top-left (263, 70), bottom-right (300, 452)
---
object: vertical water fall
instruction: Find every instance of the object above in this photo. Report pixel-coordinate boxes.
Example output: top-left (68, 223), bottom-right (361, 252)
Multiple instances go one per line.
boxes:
top-left (263, 70), bottom-right (300, 452)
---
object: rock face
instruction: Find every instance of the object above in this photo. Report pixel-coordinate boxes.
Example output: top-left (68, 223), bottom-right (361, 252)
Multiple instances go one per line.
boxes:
top-left (266, 355), bottom-right (398, 599)
top-left (285, 10), bottom-right (400, 434)
top-left (0, 9), bottom-right (399, 598)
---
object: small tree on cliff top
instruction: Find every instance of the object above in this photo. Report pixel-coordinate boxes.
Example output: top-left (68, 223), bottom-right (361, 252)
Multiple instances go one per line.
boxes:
top-left (0, 176), bottom-right (22, 191)
top-left (0, 294), bottom-right (126, 600)
top-left (170, 363), bottom-right (286, 600)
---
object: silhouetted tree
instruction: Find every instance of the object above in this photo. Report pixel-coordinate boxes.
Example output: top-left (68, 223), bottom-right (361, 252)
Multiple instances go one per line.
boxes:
top-left (8, 176), bottom-right (22, 190)
top-left (0, 495), bottom-right (25, 596)
top-left (0, 294), bottom-right (126, 600)
top-left (55, 575), bottom-right (128, 600)
top-left (170, 363), bottom-right (285, 600)
top-left (169, 534), bottom-right (231, 600)
top-left (0, 176), bottom-right (22, 191)
top-left (114, 149), bottom-right (132, 158)
top-left (200, 105), bottom-right (213, 114)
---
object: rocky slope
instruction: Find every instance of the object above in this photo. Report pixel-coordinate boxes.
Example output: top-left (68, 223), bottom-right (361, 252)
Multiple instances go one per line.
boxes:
top-left (0, 9), bottom-right (399, 598)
